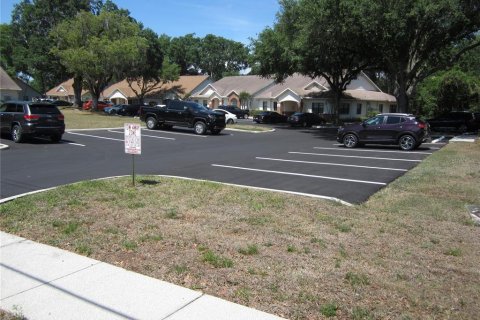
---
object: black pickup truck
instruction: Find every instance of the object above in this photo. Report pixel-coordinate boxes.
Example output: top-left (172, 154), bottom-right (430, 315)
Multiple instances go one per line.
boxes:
top-left (139, 100), bottom-right (226, 135)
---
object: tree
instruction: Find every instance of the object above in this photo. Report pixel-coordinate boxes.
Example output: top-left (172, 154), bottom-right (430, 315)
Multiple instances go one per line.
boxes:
top-left (199, 34), bottom-right (249, 81)
top-left (168, 34), bottom-right (202, 75)
top-left (252, 0), bottom-right (378, 121)
top-left (239, 91), bottom-right (252, 109)
top-left (51, 11), bottom-right (147, 110)
top-left (10, 0), bottom-right (92, 93)
top-left (0, 24), bottom-right (16, 76)
top-left (374, 0), bottom-right (480, 112)
top-left (124, 28), bottom-right (180, 104)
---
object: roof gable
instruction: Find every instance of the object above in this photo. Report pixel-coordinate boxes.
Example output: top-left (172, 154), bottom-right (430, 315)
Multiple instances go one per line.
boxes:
top-left (0, 67), bottom-right (21, 91)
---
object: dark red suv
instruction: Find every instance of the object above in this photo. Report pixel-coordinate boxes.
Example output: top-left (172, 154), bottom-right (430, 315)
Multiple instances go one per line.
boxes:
top-left (337, 113), bottom-right (430, 150)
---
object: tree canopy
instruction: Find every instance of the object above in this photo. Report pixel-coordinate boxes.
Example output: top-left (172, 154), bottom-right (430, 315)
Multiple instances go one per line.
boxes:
top-left (51, 10), bottom-right (147, 110)
top-left (252, 0), bottom-right (378, 120)
top-left (9, 0), bottom-right (92, 92)
top-left (373, 0), bottom-right (480, 112)
top-left (252, 0), bottom-right (480, 116)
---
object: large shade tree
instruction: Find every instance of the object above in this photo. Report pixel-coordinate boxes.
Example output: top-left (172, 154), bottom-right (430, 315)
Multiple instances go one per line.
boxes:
top-left (125, 28), bottom-right (180, 104)
top-left (199, 34), bottom-right (249, 80)
top-left (9, 0), bottom-right (92, 93)
top-left (371, 0), bottom-right (480, 112)
top-left (252, 0), bottom-right (379, 121)
top-left (51, 11), bottom-right (147, 110)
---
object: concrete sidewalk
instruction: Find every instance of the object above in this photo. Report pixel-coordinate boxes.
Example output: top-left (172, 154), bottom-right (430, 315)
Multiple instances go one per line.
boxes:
top-left (0, 232), bottom-right (285, 320)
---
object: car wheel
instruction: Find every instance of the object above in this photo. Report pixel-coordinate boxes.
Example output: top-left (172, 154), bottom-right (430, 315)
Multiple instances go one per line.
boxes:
top-left (458, 124), bottom-right (467, 133)
top-left (194, 121), bottom-right (207, 135)
top-left (51, 134), bottom-right (62, 143)
top-left (12, 125), bottom-right (24, 143)
top-left (211, 129), bottom-right (221, 135)
top-left (302, 121), bottom-right (308, 127)
top-left (227, 119), bottom-right (234, 124)
top-left (343, 133), bottom-right (358, 148)
top-left (146, 117), bottom-right (158, 130)
top-left (399, 134), bottom-right (416, 151)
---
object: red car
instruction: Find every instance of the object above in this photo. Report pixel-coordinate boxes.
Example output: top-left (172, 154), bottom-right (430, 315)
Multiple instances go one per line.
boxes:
top-left (82, 100), bottom-right (111, 111)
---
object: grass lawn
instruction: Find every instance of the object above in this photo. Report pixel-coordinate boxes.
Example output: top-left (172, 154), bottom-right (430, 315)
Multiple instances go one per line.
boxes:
top-left (1, 141), bottom-right (479, 319)
top-left (61, 108), bottom-right (270, 132)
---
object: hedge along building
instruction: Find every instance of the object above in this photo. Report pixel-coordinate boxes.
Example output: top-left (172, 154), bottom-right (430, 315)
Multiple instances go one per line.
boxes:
top-left (102, 75), bottom-right (212, 105)
top-left (191, 72), bottom-right (396, 119)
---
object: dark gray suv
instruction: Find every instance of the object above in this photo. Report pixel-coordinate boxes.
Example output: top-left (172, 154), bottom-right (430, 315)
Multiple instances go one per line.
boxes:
top-left (0, 101), bottom-right (65, 143)
top-left (337, 113), bottom-right (430, 150)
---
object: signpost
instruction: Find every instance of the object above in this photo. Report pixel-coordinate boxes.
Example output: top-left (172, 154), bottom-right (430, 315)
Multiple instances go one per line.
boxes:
top-left (124, 123), bottom-right (141, 186)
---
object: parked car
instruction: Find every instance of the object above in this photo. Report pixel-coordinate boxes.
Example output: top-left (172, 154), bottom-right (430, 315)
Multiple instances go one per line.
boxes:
top-left (218, 105), bottom-right (249, 119)
top-left (287, 112), bottom-right (325, 127)
top-left (139, 100), bottom-right (225, 135)
top-left (82, 100), bottom-right (111, 111)
top-left (427, 111), bottom-right (480, 133)
top-left (104, 104), bottom-right (141, 116)
top-left (337, 113), bottom-right (429, 151)
top-left (51, 100), bottom-right (73, 107)
top-left (253, 111), bottom-right (287, 124)
top-left (0, 101), bottom-right (65, 143)
top-left (212, 109), bottom-right (237, 124)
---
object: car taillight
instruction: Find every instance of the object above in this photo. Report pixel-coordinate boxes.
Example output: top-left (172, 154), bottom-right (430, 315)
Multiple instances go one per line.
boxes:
top-left (58, 114), bottom-right (65, 121)
top-left (24, 115), bottom-right (40, 121)
top-left (418, 122), bottom-right (426, 129)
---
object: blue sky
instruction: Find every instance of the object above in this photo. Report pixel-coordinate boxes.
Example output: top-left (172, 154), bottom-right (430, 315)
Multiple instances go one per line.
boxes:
top-left (0, 0), bottom-right (279, 44)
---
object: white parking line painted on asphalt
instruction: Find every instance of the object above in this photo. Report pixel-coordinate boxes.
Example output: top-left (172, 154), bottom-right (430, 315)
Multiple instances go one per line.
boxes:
top-left (256, 157), bottom-right (408, 171)
top-left (316, 147), bottom-right (432, 155)
top-left (289, 152), bottom-right (422, 162)
top-left (211, 164), bottom-right (387, 185)
top-left (32, 137), bottom-right (86, 147)
top-left (108, 130), bottom-right (175, 140)
top-left (65, 142), bottom-right (86, 147)
top-left (144, 130), bottom-right (208, 138)
top-left (66, 132), bottom-right (124, 142)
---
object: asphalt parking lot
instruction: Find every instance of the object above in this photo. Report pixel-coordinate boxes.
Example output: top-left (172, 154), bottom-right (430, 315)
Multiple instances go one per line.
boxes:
top-left (0, 125), bottom-right (443, 204)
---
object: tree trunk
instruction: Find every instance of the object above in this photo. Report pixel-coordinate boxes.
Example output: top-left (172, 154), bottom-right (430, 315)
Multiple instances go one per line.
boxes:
top-left (73, 76), bottom-right (83, 109)
top-left (333, 90), bottom-right (342, 125)
top-left (396, 76), bottom-right (409, 113)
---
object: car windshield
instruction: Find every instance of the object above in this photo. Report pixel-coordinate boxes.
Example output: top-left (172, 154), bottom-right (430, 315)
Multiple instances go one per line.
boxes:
top-left (29, 105), bottom-right (60, 114)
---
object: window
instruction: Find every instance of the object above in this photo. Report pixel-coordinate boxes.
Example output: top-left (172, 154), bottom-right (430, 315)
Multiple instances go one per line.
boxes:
top-left (312, 102), bottom-right (324, 114)
top-left (273, 101), bottom-right (277, 111)
top-left (5, 103), bottom-right (20, 112)
top-left (386, 116), bottom-right (401, 124)
top-left (356, 103), bottom-right (362, 115)
top-left (262, 101), bottom-right (268, 111)
top-left (379, 104), bottom-right (383, 113)
top-left (339, 103), bottom-right (350, 115)
top-left (365, 115), bottom-right (386, 125)
top-left (202, 100), bottom-right (208, 107)
top-left (389, 104), bottom-right (397, 113)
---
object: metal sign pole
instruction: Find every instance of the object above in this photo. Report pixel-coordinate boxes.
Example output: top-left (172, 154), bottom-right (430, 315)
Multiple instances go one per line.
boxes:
top-left (132, 154), bottom-right (135, 187)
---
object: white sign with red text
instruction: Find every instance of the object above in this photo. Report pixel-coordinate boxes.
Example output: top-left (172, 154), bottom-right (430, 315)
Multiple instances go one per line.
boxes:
top-left (124, 123), bottom-right (141, 155)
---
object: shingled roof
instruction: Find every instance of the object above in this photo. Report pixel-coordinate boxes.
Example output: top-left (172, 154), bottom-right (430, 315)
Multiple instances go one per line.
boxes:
top-left (211, 75), bottom-right (274, 96)
top-left (103, 75), bottom-right (210, 99)
top-left (0, 67), bottom-right (21, 91)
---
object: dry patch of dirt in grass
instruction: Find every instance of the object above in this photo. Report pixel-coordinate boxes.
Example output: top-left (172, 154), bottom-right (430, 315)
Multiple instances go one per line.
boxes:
top-left (1, 143), bottom-right (479, 319)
